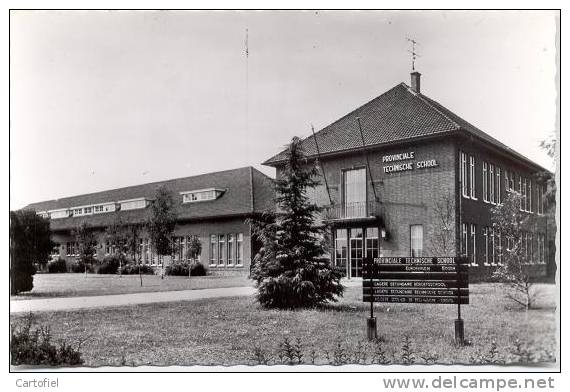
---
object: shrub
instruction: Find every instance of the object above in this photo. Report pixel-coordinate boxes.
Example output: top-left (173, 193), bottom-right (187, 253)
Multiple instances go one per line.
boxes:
top-left (70, 260), bottom-right (94, 274)
top-left (190, 262), bottom-right (207, 276)
top-left (120, 263), bottom-right (155, 275)
top-left (10, 313), bottom-right (84, 366)
top-left (10, 210), bottom-right (53, 294)
top-left (95, 256), bottom-right (122, 275)
top-left (165, 262), bottom-right (189, 276)
top-left (47, 258), bottom-right (68, 273)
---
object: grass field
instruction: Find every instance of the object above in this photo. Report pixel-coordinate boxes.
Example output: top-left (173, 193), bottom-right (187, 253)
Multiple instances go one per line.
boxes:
top-left (10, 273), bottom-right (253, 300)
top-left (10, 283), bottom-right (557, 367)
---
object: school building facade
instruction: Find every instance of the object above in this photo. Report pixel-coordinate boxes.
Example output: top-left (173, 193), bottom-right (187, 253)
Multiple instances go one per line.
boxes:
top-left (264, 72), bottom-right (555, 281)
top-left (25, 166), bottom-right (274, 275)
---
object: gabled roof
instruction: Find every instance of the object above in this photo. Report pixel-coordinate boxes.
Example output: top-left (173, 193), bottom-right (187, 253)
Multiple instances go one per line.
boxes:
top-left (263, 82), bottom-right (548, 172)
top-left (25, 167), bottom-right (274, 231)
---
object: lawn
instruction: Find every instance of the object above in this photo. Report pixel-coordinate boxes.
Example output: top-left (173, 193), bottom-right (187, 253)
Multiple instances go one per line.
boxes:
top-left (10, 283), bottom-right (557, 367)
top-left (10, 273), bottom-right (253, 300)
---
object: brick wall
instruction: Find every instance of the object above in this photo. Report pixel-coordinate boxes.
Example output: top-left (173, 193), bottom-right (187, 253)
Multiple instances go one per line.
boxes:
top-left (277, 137), bottom-right (457, 258)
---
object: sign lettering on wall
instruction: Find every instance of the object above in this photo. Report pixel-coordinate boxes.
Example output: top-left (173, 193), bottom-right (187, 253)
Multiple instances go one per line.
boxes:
top-left (382, 151), bottom-right (439, 174)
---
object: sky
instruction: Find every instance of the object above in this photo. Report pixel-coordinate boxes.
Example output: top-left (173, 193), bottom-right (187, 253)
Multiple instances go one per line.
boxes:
top-left (10, 10), bottom-right (558, 209)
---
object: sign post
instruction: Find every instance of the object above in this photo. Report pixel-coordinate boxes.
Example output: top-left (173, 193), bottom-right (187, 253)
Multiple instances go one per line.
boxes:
top-left (363, 256), bottom-right (469, 344)
top-left (365, 257), bottom-right (377, 341)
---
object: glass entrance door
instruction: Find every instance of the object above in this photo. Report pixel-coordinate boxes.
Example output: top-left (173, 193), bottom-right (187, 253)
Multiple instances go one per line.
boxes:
top-left (349, 228), bottom-right (364, 278)
top-left (335, 227), bottom-right (380, 278)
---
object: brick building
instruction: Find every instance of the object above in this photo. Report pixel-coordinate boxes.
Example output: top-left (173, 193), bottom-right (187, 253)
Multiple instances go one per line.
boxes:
top-left (25, 167), bottom-right (274, 275)
top-left (264, 72), bottom-right (555, 281)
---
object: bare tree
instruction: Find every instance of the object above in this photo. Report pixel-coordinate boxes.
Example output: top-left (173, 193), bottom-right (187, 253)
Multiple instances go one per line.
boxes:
top-left (491, 191), bottom-right (535, 310)
top-left (428, 190), bottom-right (455, 255)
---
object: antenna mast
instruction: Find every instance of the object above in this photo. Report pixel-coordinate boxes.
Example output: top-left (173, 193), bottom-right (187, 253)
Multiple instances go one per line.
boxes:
top-left (406, 37), bottom-right (421, 71)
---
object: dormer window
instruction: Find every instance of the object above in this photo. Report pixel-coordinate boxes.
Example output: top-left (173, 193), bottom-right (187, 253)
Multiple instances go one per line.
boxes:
top-left (180, 188), bottom-right (224, 203)
top-left (119, 198), bottom-right (151, 211)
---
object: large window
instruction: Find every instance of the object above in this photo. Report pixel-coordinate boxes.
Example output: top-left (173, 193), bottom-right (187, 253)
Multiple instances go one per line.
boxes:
top-left (343, 168), bottom-right (367, 218)
top-left (365, 227), bottom-right (379, 259)
top-left (519, 176), bottom-right (524, 211)
top-left (218, 235), bottom-right (226, 266)
top-left (227, 234), bottom-right (235, 265)
top-left (236, 233), bottom-right (244, 266)
top-left (470, 224), bottom-right (477, 266)
top-left (335, 229), bottom-right (348, 270)
top-left (210, 235), bottom-right (217, 266)
top-left (483, 162), bottom-right (488, 202)
top-left (410, 225), bottom-right (423, 257)
top-left (483, 227), bottom-right (489, 265)
top-left (496, 167), bottom-right (502, 204)
top-left (461, 223), bottom-right (468, 256)
top-left (469, 155), bottom-right (476, 199)
top-left (489, 164), bottom-right (495, 205)
top-left (460, 152), bottom-right (468, 197)
top-left (528, 181), bottom-right (533, 213)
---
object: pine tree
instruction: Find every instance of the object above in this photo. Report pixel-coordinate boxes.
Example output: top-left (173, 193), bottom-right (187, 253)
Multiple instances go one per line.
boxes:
top-left (249, 137), bottom-right (343, 308)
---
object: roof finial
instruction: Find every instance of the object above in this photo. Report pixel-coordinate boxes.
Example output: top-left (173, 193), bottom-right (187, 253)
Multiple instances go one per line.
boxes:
top-left (406, 37), bottom-right (421, 71)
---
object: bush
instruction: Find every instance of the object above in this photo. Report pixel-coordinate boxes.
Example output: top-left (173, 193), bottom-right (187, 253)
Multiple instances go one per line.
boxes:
top-left (47, 258), bottom-right (68, 273)
top-left (120, 263), bottom-right (155, 275)
top-left (165, 262), bottom-right (189, 276)
top-left (95, 256), bottom-right (122, 275)
top-left (70, 260), bottom-right (94, 274)
top-left (190, 262), bottom-right (207, 276)
top-left (11, 313), bottom-right (84, 366)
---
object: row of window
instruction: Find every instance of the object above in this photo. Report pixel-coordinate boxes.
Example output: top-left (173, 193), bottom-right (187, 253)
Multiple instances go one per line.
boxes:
top-left (65, 234), bottom-right (244, 267)
top-left (460, 223), bottom-right (546, 266)
top-left (209, 233), bottom-right (244, 267)
top-left (460, 152), bottom-right (545, 214)
top-left (40, 188), bottom-right (225, 220)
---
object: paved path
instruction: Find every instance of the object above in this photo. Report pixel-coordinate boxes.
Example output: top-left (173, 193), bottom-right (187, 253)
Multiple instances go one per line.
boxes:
top-left (10, 286), bottom-right (257, 314)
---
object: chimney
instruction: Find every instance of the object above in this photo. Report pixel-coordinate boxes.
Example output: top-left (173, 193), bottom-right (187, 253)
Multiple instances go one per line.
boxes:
top-left (410, 71), bottom-right (421, 93)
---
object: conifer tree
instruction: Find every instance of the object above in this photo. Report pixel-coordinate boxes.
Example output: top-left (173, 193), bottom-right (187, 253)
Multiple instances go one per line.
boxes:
top-left (249, 137), bottom-right (343, 308)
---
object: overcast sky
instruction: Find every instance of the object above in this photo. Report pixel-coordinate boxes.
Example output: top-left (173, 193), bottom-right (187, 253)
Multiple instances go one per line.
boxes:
top-left (10, 10), bottom-right (558, 209)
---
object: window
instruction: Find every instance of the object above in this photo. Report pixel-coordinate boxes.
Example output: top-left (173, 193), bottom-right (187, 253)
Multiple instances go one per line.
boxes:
top-left (504, 170), bottom-right (510, 192)
top-left (497, 232), bottom-right (503, 265)
top-left (120, 199), bottom-right (148, 211)
top-left (460, 152), bottom-right (468, 197)
top-left (410, 225), bottom-right (423, 257)
top-left (181, 189), bottom-right (224, 203)
top-left (490, 228), bottom-right (496, 265)
top-left (537, 184), bottom-right (544, 215)
top-left (469, 155), bottom-right (476, 199)
top-left (489, 164), bottom-right (495, 205)
top-left (335, 229), bottom-right (348, 271)
top-left (366, 228), bottom-right (379, 259)
top-left (84, 207), bottom-right (92, 214)
top-left (350, 228), bottom-right (364, 277)
top-left (496, 167), bottom-right (501, 204)
top-left (343, 168), bottom-right (367, 218)
top-left (218, 235), bottom-right (226, 266)
top-left (483, 228), bottom-right (489, 265)
top-left (210, 235), bottom-right (217, 266)
top-left (236, 233), bottom-right (244, 266)
top-left (461, 223), bottom-right (468, 256)
top-left (227, 234), bottom-right (235, 266)
top-left (528, 181), bottom-right (533, 213)
top-left (470, 224), bottom-right (477, 266)
top-left (537, 234), bottom-right (546, 264)
top-left (519, 176), bottom-right (524, 211)
top-left (483, 162), bottom-right (488, 202)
